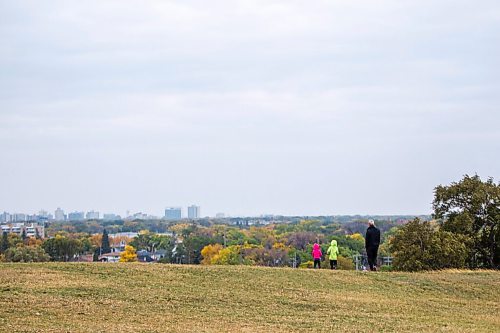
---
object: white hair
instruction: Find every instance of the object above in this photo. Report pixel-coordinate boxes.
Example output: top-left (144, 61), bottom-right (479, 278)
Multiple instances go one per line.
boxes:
top-left (368, 219), bottom-right (375, 226)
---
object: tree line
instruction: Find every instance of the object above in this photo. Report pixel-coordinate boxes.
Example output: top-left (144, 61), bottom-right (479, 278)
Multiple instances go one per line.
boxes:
top-left (389, 175), bottom-right (499, 270)
top-left (1, 175), bottom-right (498, 271)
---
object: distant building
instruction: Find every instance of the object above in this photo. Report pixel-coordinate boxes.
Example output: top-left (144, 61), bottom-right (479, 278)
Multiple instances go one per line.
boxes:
top-left (103, 213), bottom-right (121, 221)
top-left (54, 208), bottom-right (66, 221)
top-left (0, 212), bottom-right (11, 223)
top-left (165, 207), bottom-right (182, 220)
top-left (68, 211), bottom-right (85, 221)
top-left (216, 213), bottom-right (225, 218)
top-left (137, 250), bottom-right (154, 262)
top-left (99, 252), bottom-right (122, 263)
top-left (1, 222), bottom-right (44, 238)
top-left (187, 205), bottom-right (200, 219)
top-left (25, 223), bottom-right (44, 238)
top-left (1, 223), bottom-right (22, 235)
top-left (109, 232), bottom-right (138, 239)
top-left (26, 215), bottom-right (38, 222)
top-left (38, 210), bottom-right (52, 220)
top-left (131, 212), bottom-right (148, 220)
top-left (12, 213), bottom-right (27, 222)
top-left (86, 211), bottom-right (100, 220)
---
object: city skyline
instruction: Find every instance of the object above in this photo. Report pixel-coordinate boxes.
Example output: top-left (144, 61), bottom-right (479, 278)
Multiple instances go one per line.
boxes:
top-left (0, 204), bottom-right (206, 221)
top-left (1, 204), bottom-right (433, 221)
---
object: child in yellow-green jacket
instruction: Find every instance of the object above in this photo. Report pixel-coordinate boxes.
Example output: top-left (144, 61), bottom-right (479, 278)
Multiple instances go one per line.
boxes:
top-left (327, 240), bottom-right (340, 270)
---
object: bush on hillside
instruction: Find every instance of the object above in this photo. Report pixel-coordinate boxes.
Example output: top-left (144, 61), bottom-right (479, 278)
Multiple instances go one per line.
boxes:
top-left (389, 218), bottom-right (469, 271)
top-left (337, 255), bottom-right (355, 270)
top-left (2, 246), bottom-right (50, 263)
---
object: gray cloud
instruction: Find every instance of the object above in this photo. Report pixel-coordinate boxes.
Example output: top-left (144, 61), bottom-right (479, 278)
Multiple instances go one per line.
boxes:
top-left (1, 0), bottom-right (499, 216)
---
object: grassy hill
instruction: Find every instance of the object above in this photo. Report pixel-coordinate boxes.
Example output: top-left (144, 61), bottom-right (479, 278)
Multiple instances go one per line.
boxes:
top-left (0, 264), bottom-right (499, 332)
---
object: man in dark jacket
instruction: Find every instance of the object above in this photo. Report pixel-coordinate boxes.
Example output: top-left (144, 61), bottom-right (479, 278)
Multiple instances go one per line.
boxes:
top-left (365, 219), bottom-right (381, 271)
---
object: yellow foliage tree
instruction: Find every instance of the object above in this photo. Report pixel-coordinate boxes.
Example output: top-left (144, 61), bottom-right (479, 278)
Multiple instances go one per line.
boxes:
top-left (349, 233), bottom-right (365, 242)
top-left (272, 242), bottom-right (286, 250)
top-left (211, 245), bottom-right (242, 265)
top-left (89, 234), bottom-right (102, 248)
top-left (169, 223), bottom-right (191, 234)
top-left (200, 244), bottom-right (223, 265)
top-left (119, 245), bottom-right (138, 262)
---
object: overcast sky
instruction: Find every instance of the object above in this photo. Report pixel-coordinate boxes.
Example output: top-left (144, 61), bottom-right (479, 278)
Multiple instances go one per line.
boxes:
top-left (1, 1), bottom-right (499, 217)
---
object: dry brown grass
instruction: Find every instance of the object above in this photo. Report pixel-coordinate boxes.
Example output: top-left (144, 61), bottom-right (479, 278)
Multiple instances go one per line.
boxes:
top-left (0, 263), bottom-right (499, 332)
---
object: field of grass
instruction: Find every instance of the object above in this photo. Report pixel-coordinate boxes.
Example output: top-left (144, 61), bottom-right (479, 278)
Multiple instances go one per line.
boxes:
top-left (0, 263), bottom-right (499, 332)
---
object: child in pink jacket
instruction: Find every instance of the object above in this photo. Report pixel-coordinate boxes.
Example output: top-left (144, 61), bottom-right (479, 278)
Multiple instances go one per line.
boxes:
top-left (312, 243), bottom-right (322, 269)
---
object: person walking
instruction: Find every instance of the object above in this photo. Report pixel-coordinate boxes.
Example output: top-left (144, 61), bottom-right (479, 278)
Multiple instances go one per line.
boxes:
top-left (365, 219), bottom-right (381, 271)
top-left (327, 239), bottom-right (340, 270)
top-left (311, 243), bottom-right (322, 269)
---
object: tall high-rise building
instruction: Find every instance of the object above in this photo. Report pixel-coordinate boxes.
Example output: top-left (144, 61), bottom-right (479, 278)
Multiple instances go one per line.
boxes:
top-left (86, 211), bottom-right (100, 220)
top-left (103, 213), bottom-right (121, 221)
top-left (12, 214), bottom-right (27, 222)
top-left (188, 205), bottom-right (200, 219)
top-left (54, 208), bottom-right (66, 221)
top-left (68, 211), bottom-right (85, 221)
top-left (37, 210), bottom-right (52, 221)
top-left (0, 212), bottom-right (11, 223)
top-left (164, 207), bottom-right (182, 220)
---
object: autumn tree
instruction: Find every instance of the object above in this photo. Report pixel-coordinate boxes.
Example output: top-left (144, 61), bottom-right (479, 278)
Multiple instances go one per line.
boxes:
top-left (389, 219), bottom-right (468, 271)
top-left (119, 245), bottom-right (138, 262)
top-left (211, 245), bottom-right (244, 265)
top-left (433, 175), bottom-right (499, 268)
top-left (200, 244), bottom-right (223, 265)
top-left (25, 237), bottom-right (42, 247)
top-left (42, 235), bottom-right (83, 262)
top-left (89, 234), bottom-right (102, 247)
top-left (285, 232), bottom-right (317, 250)
top-left (129, 231), bottom-right (171, 251)
top-left (3, 246), bottom-right (50, 262)
top-left (183, 235), bottom-right (212, 264)
top-left (242, 245), bottom-right (289, 267)
top-left (8, 233), bottom-right (24, 249)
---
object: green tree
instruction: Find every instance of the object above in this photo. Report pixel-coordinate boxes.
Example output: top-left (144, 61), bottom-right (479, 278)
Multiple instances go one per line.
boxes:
top-left (101, 229), bottom-right (111, 254)
top-left (172, 243), bottom-right (187, 264)
top-left (433, 175), bottom-right (500, 268)
top-left (183, 235), bottom-right (212, 264)
top-left (389, 219), bottom-right (468, 271)
top-left (3, 246), bottom-right (50, 262)
top-left (1, 232), bottom-right (8, 254)
top-left (42, 235), bottom-right (83, 262)
top-left (129, 232), bottom-right (153, 251)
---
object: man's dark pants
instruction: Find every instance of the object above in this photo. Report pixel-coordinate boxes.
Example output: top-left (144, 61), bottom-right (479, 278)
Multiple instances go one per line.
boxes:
top-left (366, 246), bottom-right (379, 271)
